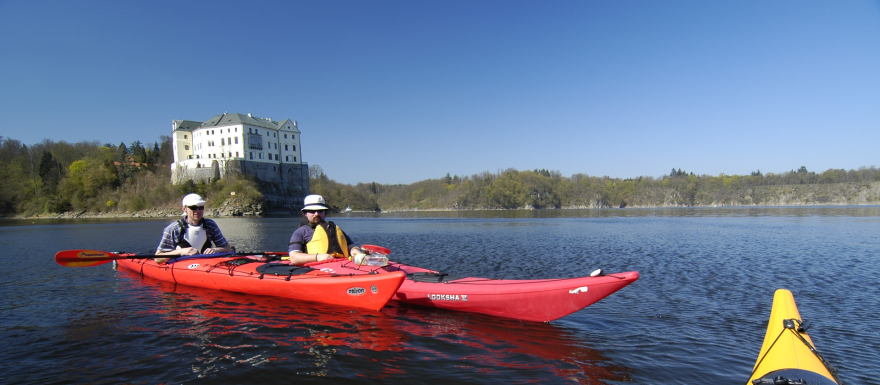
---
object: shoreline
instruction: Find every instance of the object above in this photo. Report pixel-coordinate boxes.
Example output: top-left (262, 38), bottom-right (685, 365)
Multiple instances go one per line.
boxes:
top-left (7, 201), bottom-right (879, 220)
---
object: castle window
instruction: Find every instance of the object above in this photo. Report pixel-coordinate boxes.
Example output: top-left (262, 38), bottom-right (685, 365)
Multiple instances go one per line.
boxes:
top-left (285, 144), bottom-right (288, 151)
top-left (294, 157), bottom-right (297, 162)
top-left (236, 152), bottom-right (239, 157)
top-left (235, 137), bottom-right (238, 144)
top-left (221, 138), bottom-right (225, 146)
top-left (184, 135), bottom-right (188, 139)
top-left (249, 152), bottom-right (253, 159)
top-left (248, 135), bottom-right (262, 150)
top-left (293, 145), bottom-right (296, 151)
top-left (284, 134), bottom-right (287, 139)
top-left (185, 145), bottom-right (189, 150)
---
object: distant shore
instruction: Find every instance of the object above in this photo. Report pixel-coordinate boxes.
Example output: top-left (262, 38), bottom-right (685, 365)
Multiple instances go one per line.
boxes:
top-left (9, 201), bottom-right (879, 220)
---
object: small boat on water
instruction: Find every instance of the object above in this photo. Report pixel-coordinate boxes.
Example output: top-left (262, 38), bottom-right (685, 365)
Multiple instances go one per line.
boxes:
top-left (307, 246), bottom-right (639, 322)
top-left (748, 289), bottom-right (843, 385)
top-left (112, 255), bottom-right (405, 311)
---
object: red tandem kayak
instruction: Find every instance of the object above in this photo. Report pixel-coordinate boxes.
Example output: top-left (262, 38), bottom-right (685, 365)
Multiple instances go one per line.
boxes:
top-left (114, 256), bottom-right (405, 312)
top-left (308, 256), bottom-right (639, 322)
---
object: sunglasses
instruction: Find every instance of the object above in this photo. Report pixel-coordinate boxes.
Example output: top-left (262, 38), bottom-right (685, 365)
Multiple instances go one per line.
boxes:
top-left (304, 210), bottom-right (325, 214)
top-left (187, 205), bottom-right (205, 211)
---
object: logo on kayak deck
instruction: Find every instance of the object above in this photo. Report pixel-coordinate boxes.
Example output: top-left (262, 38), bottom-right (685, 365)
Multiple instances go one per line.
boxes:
top-left (188, 264), bottom-right (200, 269)
top-left (429, 294), bottom-right (468, 301)
top-left (569, 286), bottom-right (589, 294)
top-left (347, 287), bottom-right (366, 296)
top-left (320, 268), bottom-right (335, 273)
top-left (371, 285), bottom-right (378, 294)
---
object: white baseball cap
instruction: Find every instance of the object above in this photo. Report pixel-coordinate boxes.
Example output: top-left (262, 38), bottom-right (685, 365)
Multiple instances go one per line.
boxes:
top-left (182, 193), bottom-right (206, 206)
top-left (302, 194), bottom-right (329, 211)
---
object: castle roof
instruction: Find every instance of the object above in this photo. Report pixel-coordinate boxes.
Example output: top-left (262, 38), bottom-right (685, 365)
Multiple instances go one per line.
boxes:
top-left (201, 113), bottom-right (284, 130)
top-left (172, 120), bottom-right (202, 132)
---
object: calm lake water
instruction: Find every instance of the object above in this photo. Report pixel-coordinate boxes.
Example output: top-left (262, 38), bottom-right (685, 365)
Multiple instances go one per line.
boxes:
top-left (1, 207), bottom-right (878, 384)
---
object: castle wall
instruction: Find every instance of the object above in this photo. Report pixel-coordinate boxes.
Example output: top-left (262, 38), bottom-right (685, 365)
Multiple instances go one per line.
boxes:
top-left (171, 160), bottom-right (310, 210)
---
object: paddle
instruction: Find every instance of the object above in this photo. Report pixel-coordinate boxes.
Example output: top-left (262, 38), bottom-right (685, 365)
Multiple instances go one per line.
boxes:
top-left (56, 245), bottom-right (391, 268)
top-left (54, 250), bottom-right (289, 268)
top-left (55, 250), bottom-right (153, 268)
top-left (362, 244), bottom-right (390, 255)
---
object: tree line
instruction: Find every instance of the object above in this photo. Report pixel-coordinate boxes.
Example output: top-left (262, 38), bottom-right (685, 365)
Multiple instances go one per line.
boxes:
top-left (0, 136), bottom-right (262, 216)
top-left (2, 134), bottom-right (877, 216)
top-left (310, 165), bottom-right (880, 211)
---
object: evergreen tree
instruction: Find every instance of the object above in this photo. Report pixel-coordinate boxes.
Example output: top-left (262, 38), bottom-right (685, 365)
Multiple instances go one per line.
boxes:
top-left (38, 151), bottom-right (62, 194)
top-left (117, 142), bottom-right (128, 162)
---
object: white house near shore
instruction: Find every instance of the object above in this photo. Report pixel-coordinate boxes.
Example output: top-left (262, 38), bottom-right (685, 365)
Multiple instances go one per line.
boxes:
top-left (170, 112), bottom-right (309, 194)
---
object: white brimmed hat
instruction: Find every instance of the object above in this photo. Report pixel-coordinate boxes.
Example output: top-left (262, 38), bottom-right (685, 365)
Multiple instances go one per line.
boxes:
top-left (182, 193), bottom-right (206, 206)
top-left (302, 194), bottom-right (329, 211)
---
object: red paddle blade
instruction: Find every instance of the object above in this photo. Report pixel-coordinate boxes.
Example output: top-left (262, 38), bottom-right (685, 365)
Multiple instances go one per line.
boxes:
top-left (55, 250), bottom-right (121, 267)
top-left (362, 244), bottom-right (391, 255)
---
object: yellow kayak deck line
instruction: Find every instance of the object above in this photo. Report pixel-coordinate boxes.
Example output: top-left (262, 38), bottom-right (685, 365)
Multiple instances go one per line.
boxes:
top-left (748, 289), bottom-right (842, 385)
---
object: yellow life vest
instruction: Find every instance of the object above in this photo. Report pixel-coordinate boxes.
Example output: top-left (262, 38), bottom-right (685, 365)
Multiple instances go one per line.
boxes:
top-left (305, 221), bottom-right (350, 258)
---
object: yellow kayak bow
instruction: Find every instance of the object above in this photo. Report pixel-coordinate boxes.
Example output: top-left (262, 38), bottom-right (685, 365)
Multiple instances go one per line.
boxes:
top-left (748, 289), bottom-right (843, 385)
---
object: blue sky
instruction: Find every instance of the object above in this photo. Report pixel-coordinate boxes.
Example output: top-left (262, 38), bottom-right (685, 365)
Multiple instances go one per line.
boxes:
top-left (1, 1), bottom-right (878, 185)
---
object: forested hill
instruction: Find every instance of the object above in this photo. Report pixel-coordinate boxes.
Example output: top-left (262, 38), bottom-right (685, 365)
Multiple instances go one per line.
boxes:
top-left (1, 136), bottom-right (878, 217)
top-left (310, 166), bottom-right (880, 212)
top-left (0, 136), bottom-right (263, 217)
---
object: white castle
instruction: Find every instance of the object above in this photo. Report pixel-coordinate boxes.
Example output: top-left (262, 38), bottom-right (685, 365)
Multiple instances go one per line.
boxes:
top-left (170, 112), bottom-right (309, 193)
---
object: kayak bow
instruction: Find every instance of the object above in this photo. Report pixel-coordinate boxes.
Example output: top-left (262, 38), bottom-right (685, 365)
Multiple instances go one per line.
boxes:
top-left (748, 289), bottom-right (843, 385)
top-left (308, 257), bottom-right (638, 322)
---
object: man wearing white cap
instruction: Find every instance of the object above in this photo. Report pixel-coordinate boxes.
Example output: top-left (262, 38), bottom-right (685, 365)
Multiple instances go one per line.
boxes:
top-left (155, 193), bottom-right (233, 263)
top-left (287, 194), bottom-right (363, 265)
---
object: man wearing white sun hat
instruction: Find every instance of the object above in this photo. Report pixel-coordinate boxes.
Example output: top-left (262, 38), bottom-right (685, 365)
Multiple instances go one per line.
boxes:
top-left (287, 194), bottom-right (363, 265)
top-left (154, 193), bottom-right (233, 263)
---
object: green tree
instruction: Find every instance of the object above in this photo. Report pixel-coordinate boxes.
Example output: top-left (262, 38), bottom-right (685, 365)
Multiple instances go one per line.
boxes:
top-left (158, 135), bottom-right (173, 165)
top-left (38, 151), bottom-right (63, 195)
